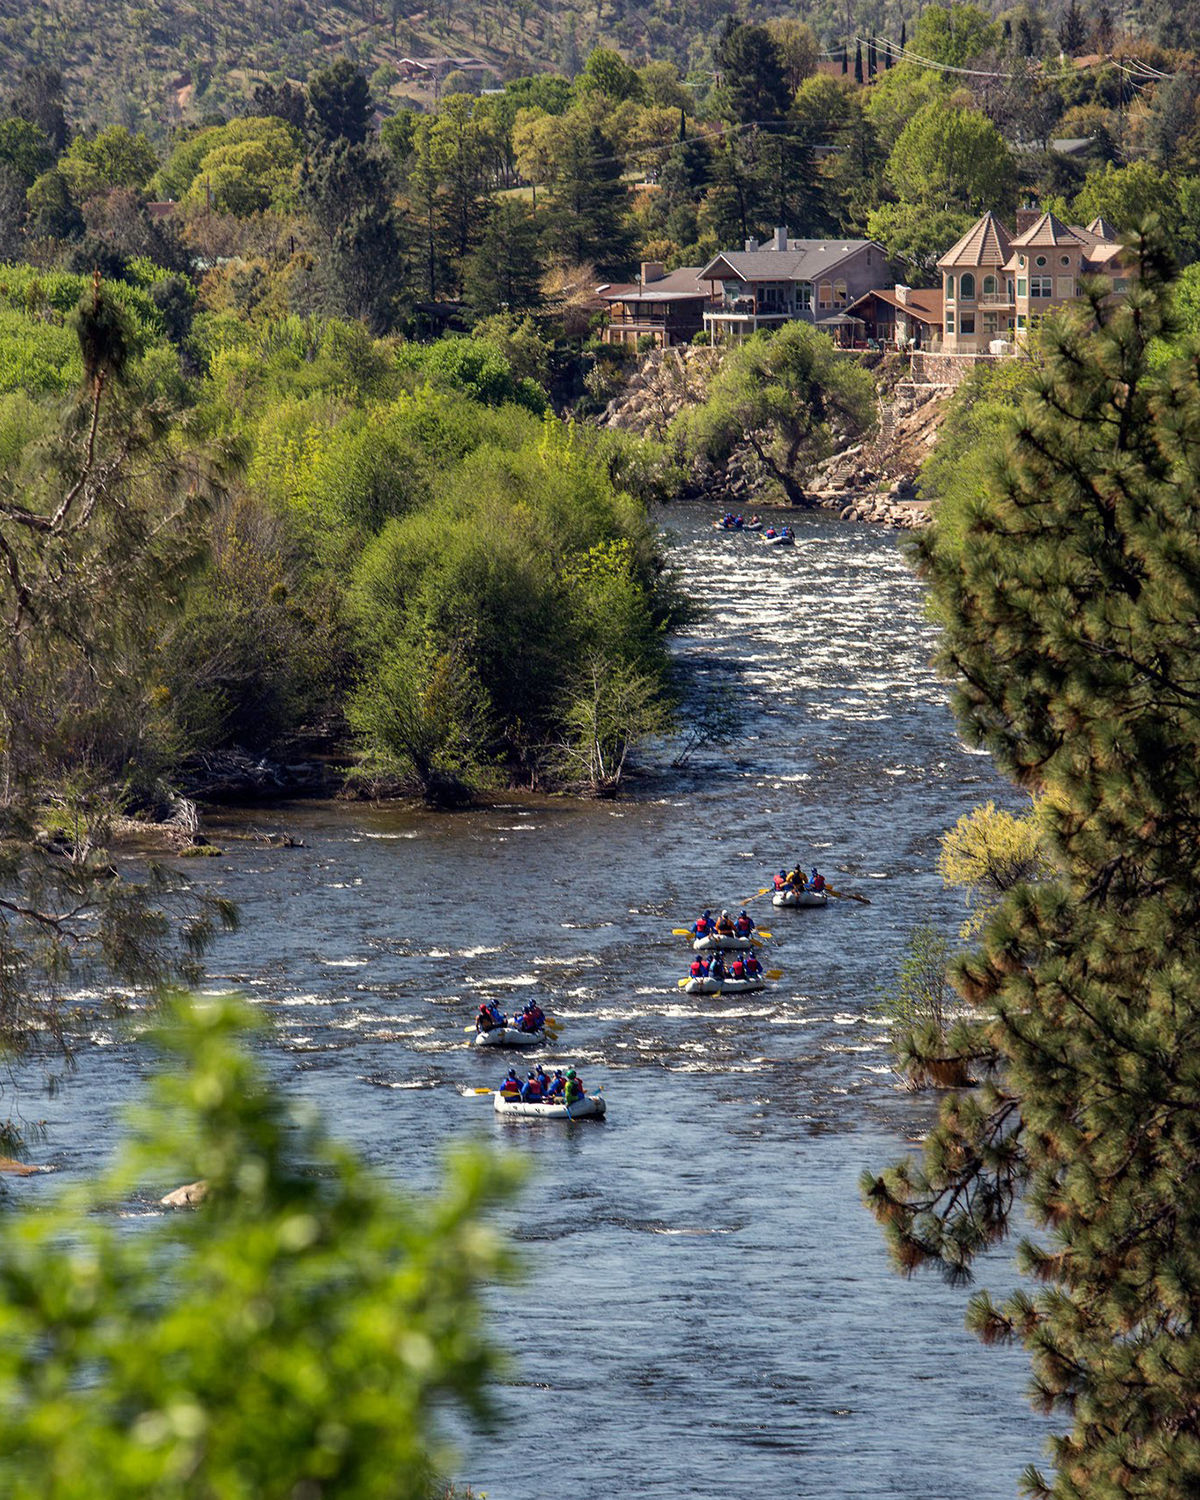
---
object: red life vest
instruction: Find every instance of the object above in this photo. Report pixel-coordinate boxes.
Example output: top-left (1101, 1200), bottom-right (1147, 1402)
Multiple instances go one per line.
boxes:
top-left (732, 960), bottom-right (745, 978)
top-left (735, 917), bottom-right (752, 935)
top-left (690, 959), bottom-right (703, 976)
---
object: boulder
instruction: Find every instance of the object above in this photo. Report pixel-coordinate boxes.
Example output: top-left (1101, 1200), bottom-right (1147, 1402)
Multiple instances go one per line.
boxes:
top-left (161, 1180), bottom-right (208, 1208)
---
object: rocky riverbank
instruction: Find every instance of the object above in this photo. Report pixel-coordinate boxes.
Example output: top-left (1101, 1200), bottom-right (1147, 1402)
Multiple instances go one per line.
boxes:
top-left (599, 345), bottom-right (952, 529)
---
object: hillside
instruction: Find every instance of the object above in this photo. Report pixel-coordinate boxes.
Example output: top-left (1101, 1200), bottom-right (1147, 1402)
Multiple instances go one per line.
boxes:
top-left (0, 0), bottom-right (1143, 138)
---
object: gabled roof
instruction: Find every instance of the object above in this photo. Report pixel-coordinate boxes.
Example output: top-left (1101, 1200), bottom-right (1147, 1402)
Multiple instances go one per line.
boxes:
top-left (699, 240), bottom-right (881, 283)
top-left (937, 212), bottom-right (1013, 271)
top-left (847, 286), bottom-right (944, 325)
top-left (1009, 211), bottom-right (1084, 249)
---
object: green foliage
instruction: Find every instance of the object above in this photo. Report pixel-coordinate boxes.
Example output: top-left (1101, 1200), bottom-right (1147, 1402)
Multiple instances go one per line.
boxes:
top-left (675, 321), bottom-right (876, 506)
top-left (887, 103), bottom-right (1015, 214)
top-left (1072, 161), bottom-right (1199, 263)
top-left (915, 356), bottom-right (1034, 546)
top-left (865, 238), bottom-right (1200, 1495)
top-left (876, 924), bottom-right (972, 1090)
top-left (59, 124), bottom-right (159, 201)
top-left (866, 203), bottom-right (974, 285)
top-left (909, 3), bottom-right (1000, 66)
top-left (938, 798), bottom-right (1052, 935)
top-left (0, 993), bottom-right (520, 1496)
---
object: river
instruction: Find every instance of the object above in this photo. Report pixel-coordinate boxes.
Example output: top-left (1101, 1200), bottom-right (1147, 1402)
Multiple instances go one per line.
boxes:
top-left (25, 503), bottom-right (1053, 1497)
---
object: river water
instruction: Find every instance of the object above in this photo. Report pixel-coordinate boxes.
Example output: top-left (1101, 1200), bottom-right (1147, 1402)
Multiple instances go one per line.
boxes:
top-left (27, 503), bottom-right (1053, 1497)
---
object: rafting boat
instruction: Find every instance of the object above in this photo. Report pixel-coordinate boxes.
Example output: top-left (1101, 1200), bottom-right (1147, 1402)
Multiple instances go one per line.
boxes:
top-left (762, 531), bottom-right (795, 547)
top-left (772, 888), bottom-right (828, 908)
top-left (692, 932), bottom-right (754, 952)
top-left (472, 1026), bottom-right (546, 1048)
top-left (682, 976), bottom-right (767, 995)
top-left (494, 1091), bottom-right (606, 1119)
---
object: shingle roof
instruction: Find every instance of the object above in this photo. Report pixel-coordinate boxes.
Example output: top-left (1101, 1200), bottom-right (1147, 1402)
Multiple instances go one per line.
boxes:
top-left (699, 240), bottom-right (879, 283)
top-left (598, 267), bottom-right (709, 303)
top-left (1087, 215), bottom-right (1119, 241)
top-left (1008, 211), bottom-right (1084, 249)
top-left (847, 287), bottom-right (944, 324)
top-left (937, 211), bottom-right (1013, 270)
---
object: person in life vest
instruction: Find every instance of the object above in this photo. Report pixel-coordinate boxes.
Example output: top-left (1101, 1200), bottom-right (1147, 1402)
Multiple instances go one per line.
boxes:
top-left (715, 908), bottom-right (735, 935)
top-left (735, 909), bottom-right (754, 937)
top-left (499, 1068), bottom-right (521, 1098)
top-left (477, 1002), bottom-right (504, 1033)
top-left (520, 1070), bottom-right (544, 1102)
top-left (689, 956), bottom-right (707, 978)
top-left (730, 955), bottom-right (746, 980)
top-left (744, 950), bottom-right (763, 978)
top-left (519, 1000), bottom-right (545, 1033)
top-left (810, 868), bottom-right (826, 892)
top-left (693, 909), bottom-right (714, 937)
top-left (773, 869), bottom-right (788, 891)
top-left (535, 1065), bottom-right (549, 1093)
top-left (564, 1068), bottom-right (585, 1106)
top-left (546, 1070), bottom-right (566, 1099)
top-left (788, 864), bottom-right (807, 889)
top-left (709, 952), bottom-right (727, 982)
top-left (765, 526), bottom-right (778, 539)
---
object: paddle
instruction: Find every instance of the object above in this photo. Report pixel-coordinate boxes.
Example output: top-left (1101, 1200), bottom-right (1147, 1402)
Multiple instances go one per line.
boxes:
top-left (825, 885), bottom-right (871, 905)
top-left (462, 1087), bottom-right (494, 1096)
top-left (672, 927), bottom-right (771, 940)
top-left (462, 1021), bottom-right (560, 1035)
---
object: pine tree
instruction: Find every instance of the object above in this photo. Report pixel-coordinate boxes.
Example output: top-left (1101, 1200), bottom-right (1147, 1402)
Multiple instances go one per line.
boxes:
top-left (900, 18), bottom-right (907, 49)
top-left (854, 39), bottom-right (864, 83)
top-left (863, 236), bottom-right (1200, 1497)
top-left (868, 35), bottom-right (877, 76)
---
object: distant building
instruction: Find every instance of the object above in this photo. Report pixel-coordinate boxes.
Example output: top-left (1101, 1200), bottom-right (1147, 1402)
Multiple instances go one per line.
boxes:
top-left (397, 56), bottom-right (487, 82)
top-left (939, 209), bottom-right (1129, 354)
top-left (843, 284), bottom-right (945, 349)
top-left (699, 227), bottom-right (889, 342)
top-left (597, 263), bottom-right (710, 349)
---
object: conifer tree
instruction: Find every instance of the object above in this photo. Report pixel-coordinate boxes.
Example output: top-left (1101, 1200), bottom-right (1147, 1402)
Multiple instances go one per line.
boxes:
top-left (863, 235), bottom-right (1200, 1497)
top-left (854, 40), bottom-right (864, 83)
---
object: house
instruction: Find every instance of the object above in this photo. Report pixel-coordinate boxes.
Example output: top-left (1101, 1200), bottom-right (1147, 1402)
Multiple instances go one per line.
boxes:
top-left (597, 263), bottom-right (710, 349)
top-left (699, 227), bottom-right (889, 342)
top-left (940, 209), bottom-right (1128, 354)
top-left (843, 284), bottom-right (945, 349)
top-left (397, 56), bottom-right (486, 82)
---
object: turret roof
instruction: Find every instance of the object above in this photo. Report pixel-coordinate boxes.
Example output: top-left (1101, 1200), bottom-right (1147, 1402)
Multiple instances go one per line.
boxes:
top-left (1009, 211), bottom-right (1085, 249)
top-left (937, 211), bottom-right (1013, 270)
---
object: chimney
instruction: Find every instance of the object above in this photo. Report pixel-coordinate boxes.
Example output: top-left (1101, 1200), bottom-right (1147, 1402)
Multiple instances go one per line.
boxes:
top-left (745, 236), bottom-right (759, 253)
top-left (774, 225), bottom-right (788, 251)
top-left (895, 284), bottom-right (909, 305)
top-left (640, 261), bottom-right (665, 285)
top-left (1014, 207), bottom-right (1040, 235)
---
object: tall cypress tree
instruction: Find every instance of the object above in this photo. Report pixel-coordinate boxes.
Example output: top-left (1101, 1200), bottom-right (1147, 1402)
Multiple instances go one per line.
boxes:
top-left (863, 236), bottom-right (1200, 1497)
top-left (854, 39), bottom-right (864, 82)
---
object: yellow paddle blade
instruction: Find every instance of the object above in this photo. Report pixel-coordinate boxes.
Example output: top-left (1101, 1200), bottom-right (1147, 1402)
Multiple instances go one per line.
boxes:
top-left (672, 928), bottom-right (693, 936)
top-left (677, 978), bottom-right (690, 988)
top-left (757, 929), bottom-right (772, 939)
top-left (766, 969), bottom-right (783, 980)
top-left (463, 1087), bottom-right (493, 1096)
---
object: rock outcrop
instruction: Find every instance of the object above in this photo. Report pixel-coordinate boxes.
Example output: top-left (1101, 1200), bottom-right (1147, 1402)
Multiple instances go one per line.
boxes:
top-left (597, 347), bottom-right (953, 529)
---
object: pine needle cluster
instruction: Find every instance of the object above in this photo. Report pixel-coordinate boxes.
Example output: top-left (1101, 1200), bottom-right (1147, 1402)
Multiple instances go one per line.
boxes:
top-left (862, 229), bottom-right (1200, 1497)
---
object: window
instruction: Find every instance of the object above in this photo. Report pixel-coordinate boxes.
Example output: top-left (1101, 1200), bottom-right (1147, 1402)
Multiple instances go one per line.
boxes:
top-left (834, 279), bottom-right (847, 307)
top-left (1016, 313), bottom-right (1027, 329)
top-left (1060, 254), bottom-right (1071, 267)
top-left (1019, 255), bottom-right (1026, 267)
top-left (1017, 277), bottom-right (1027, 297)
top-left (797, 282), bottom-right (812, 309)
top-left (960, 314), bottom-right (975, 334)
top-left (983, 274), bottom-right (997, 296)
top-left (1031, 276), bottom-right (1053, 298)
top-left (1056, 277), bottom-right (1074, 299)
top-left (1035, 255), bottom-right (1047, 267)
top-left (818, 281), bottom-right (833, 308)
top-left (946, 274), bottom-right (955, 300)
top-left (1113, 277), bottom-right (1129, 292)
top-left (946, 312), bottom-right (955, 333)
top-left (983, 312), bottom-right (997, 335)
top-left (960, 273), bottom-right (976, 300)
top-left (1007, 278), bottom-right (1015, 300)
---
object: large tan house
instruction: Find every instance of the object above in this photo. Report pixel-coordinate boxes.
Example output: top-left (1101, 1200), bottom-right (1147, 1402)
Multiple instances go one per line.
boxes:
top-left (939, 209), bottom-right (1129, 354)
